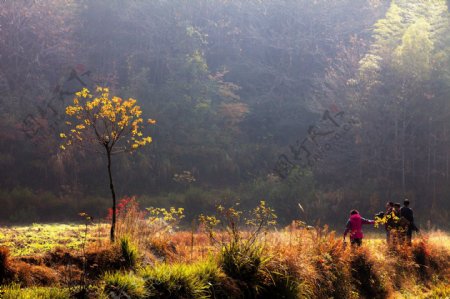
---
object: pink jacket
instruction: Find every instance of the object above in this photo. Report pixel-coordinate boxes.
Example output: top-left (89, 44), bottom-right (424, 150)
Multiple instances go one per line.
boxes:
top-left (344, 213), bottom-right (374, 240)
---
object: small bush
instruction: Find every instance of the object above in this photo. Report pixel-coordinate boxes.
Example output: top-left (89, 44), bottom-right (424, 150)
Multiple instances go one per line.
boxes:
top-left (139, 262), bottom-right (212, 299)
top-left (103, 271), bottom-right (147, 299)
top-left (220, 241), bottom-right (271, 298)
top-left (120, 236), bottom-right (139, 269)
top-left (199, 201), bottom-right (276, 297)
top-left (220, 241), bottom-right (265, 282)
top-left (109, 197), bottom-right (147, 244)
top-left (257, 259), bottom-right (301, 299)
top-left (186, 258), bottom-right (239, 299)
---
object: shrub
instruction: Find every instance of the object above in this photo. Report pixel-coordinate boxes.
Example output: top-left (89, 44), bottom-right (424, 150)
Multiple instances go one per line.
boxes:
top-left (139, 262), bottom-right (212, 299)
top-left (257, 259), bottom-right (301, 299)
top-left (103, 271), bottom-right (147, 299)
top-left (120, 236), bottom-right (139, 269)
top-left (218, 236), bottom-right (273, 298)
top-left (187, 258), bottom-right (238, 299)
top-left (199, 201), bottom-right (276, 297)
top-left (107, 197), bottom-right (185, 260)
top-left (108, 197), bottom-right (148, 244)
top-left (220, 241), bottom-right (266, 283)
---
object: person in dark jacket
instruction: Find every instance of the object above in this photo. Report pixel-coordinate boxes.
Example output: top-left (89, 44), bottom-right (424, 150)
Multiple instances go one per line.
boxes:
top-left (400, 199), bottom-right (418, 245)
top-left (343, 210), bottom-right (375, 246)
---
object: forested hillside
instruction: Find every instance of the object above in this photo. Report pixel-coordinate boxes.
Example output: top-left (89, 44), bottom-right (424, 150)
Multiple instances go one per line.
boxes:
top-left (0, 0), bottom-right (449, 228)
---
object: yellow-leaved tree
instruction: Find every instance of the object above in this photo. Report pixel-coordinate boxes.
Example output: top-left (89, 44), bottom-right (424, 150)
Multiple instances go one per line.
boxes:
top-left (60, 87), bottom-right (156, 242)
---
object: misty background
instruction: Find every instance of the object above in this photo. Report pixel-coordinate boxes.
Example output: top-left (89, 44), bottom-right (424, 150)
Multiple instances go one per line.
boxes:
top-left (0, 0), bottom-right (449, 228)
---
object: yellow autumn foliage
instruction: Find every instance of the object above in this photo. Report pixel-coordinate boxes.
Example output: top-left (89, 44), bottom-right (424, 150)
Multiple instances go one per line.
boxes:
top-left (60, 87), bottom-right (155, 152)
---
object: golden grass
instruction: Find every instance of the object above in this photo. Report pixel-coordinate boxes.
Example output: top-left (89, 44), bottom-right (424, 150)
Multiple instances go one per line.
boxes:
top-left (0, 223), bottom-right (109, 256)
top-left (0, 222), bottom-right (448, 298)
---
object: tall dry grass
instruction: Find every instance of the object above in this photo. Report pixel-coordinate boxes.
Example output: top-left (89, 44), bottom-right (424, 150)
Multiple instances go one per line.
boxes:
top-left (1, 199), bottom-right (448, 298)
top-left (106, 200), bottom-right (449, 298)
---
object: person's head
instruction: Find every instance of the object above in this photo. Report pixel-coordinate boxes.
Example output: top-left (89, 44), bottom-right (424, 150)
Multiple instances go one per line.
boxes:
top-left (404, 199), bottom-right (410, 206)
top-left (386, 201), bottom-right (394, 208)
top-left (350, 209), bottom-right (359, 215)
top-left (394, 203), bottom-right (401, 210)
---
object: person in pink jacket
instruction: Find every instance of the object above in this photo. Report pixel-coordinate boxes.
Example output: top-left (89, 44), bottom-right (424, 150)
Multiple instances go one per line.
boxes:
top-left (343, 209), bottom-right (375, 246)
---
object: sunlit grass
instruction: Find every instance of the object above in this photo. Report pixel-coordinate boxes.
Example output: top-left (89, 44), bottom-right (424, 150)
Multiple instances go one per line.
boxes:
top-left (0, 223), bottom-right (109, 256)
top-left (0, 283), bottom-right (71, 299)
top-left (1, 223), bottom-right (448, 259)
top-left (0, 222), bottom-right (448, 298)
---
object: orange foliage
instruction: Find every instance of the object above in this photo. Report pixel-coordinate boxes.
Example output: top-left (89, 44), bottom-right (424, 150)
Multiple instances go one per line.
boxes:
top-left (218, 102), bottom-right (249, 126)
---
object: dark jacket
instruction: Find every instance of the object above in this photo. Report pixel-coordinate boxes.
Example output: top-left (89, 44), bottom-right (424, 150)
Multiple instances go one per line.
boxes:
top-left (400, 206), bottom-right (413, 223)
top-left (400, 206), bottom-right (418, 231)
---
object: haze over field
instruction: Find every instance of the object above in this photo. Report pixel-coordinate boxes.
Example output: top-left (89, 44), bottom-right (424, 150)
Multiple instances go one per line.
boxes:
top-left (1, 1), bottom-right (450, 298)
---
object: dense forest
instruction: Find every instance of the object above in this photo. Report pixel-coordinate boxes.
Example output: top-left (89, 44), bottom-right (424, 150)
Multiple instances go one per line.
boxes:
top-left (1, 0), bottom-right (450, 228)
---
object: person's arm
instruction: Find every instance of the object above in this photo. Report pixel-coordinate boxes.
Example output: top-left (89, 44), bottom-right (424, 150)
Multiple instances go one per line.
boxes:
top-left (361, 217), bottom-right (375, 225)
top-left (343, 220), bottom-right (351, 240)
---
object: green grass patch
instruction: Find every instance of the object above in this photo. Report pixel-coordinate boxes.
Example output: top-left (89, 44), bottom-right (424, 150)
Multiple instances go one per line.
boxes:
top-left (0, 284), bottom-right (70, 299)
top-left (0, 223), bottom-right (106, 256)
top-left (103, 271), bottom-right (147, 298)
top-left (120, 236), bottom-right (139, 269)
top-left (139, 259), bottom-right (225, 299)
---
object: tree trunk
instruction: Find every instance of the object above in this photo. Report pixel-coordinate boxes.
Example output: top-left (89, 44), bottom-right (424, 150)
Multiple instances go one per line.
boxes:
top-left (107, 149), bottom-right (116, 242)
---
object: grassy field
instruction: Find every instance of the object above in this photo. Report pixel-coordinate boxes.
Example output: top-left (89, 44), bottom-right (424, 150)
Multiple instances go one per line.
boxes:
top-left (0, 223), bottom-right (103, 256)
top-left (1, 223), bottom-right (448, 256)
top-left (0, 204), bottom-right (448, 298)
